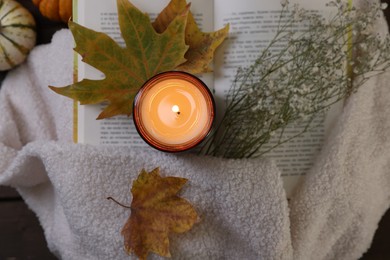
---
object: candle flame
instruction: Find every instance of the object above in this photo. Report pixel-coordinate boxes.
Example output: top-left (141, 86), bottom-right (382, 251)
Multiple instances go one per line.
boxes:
top-left (172, 105), bottom-right (180, 114)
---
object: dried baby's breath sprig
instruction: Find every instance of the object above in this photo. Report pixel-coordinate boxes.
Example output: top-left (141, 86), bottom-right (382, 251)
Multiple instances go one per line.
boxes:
top-left (200, 0), bottom-right (390, 158)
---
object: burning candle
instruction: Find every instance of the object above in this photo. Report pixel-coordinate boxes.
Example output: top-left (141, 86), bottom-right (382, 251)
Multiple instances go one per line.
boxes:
top-left (133, 71), bottom-right (215, 152)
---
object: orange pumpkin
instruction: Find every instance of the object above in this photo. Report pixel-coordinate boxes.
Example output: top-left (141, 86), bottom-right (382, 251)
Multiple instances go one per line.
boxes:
top-left (32, 0), bottom-right (72, 23)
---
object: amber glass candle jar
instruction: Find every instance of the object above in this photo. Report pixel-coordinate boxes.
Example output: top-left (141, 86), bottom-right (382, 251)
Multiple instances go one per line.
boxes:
top-left (133, 71), bottom-right (215, 152)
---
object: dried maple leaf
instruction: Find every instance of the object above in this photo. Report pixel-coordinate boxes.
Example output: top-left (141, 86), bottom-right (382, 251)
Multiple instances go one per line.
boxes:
top-left (120, 168), bottom-right (198, 259)
top-left (49, 0), bottom-right (189, 119)
top-left (152, 0), bottom-right (230, 74)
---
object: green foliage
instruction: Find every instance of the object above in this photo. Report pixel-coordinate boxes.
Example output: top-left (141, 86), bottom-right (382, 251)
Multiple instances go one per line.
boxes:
top-left (200, 0), bottom-right (390, 158)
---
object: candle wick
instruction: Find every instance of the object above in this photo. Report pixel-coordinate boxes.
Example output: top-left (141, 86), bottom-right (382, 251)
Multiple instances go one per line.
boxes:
top-left (172, 105), bottom-right (180, 115)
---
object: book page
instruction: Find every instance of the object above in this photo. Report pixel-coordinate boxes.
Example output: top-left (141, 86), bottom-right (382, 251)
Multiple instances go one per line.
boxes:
top-left (74, 0), bottom-right (214, 145)
top-left (213, 0), bottom-right (342, 196)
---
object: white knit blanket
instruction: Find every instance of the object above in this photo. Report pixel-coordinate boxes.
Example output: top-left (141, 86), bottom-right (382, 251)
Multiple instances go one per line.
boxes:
top-left (1, 9), bottom-right (390, 260)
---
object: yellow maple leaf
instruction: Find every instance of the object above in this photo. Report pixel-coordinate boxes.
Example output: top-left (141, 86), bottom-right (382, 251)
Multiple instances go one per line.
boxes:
top-left (153, 0), bottom-right (230, 74)
top-left (120, 168), bottom-right (198, 259)
top-left (50, 0), bottom-right (189, 119)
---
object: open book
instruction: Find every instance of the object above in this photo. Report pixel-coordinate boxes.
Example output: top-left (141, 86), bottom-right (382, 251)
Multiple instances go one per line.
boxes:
top-left (73, 0), bottom-right (344, 196)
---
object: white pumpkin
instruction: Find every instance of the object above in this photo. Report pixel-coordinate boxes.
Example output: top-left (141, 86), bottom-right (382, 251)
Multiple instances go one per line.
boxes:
top-left (0, 0), bottom-right (36, 71)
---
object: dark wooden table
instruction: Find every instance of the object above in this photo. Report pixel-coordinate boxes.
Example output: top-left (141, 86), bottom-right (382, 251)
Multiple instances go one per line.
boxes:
top-left (0, 0), bottom-right (389, 259)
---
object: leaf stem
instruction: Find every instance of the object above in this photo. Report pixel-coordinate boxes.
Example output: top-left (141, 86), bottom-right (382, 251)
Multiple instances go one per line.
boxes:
top-left (107, 197), bottom-right (131, 209)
